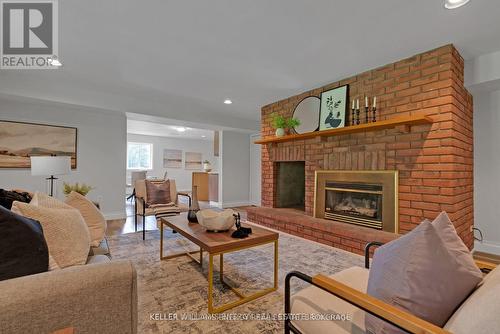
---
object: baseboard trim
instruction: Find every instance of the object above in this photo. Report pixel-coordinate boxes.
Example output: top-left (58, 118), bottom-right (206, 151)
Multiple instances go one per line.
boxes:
top-left (209, 201), bottom-right (222, 208)
top-left (104, 211), bottom-right (127, 220)
top-left (221, 201), bottom-right (252, 208)
top-left (474, 240), bottom-right (500, 255)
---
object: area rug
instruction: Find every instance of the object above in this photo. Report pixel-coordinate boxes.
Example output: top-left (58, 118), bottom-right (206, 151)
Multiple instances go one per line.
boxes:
top-left (107, 224), bottom-right (364, 334)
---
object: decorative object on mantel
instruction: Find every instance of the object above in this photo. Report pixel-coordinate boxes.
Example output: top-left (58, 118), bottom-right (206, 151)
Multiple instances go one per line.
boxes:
top-left (271, 113), bottom-right (301, 137)
top-left (292, 96), bottom-right (320, 134)
top-left (203, 160), bottom-right (212, 172)
top-left (0, 120), bottom-right (77, 169)
top-left (365, 96), bottom-right (370, 123)
top-left (356, 99), bottom-right (360, 125)
top-left (319, 85), bottom-right (349, 131)
top-left (254, 114), bottom-right (433, 145)
top-left (63, 182), bottom-right (93, 196)
top-left (187, 185), bottom-right (200, 223)
top-left (372, 96), bottom-right (377, 122)
top-left (196, 208), bottom-right (235, 232)
top-left (351, 100), bottom-right (356, 126)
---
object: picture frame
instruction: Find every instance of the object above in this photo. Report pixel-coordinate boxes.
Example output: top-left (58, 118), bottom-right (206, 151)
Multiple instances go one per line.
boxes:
top-left (185, 152), bottom-right (202, 170)
top-left (319, 85), bottom-right (349, 131)
top-left (163, 149), bottom-right (182, 168)
top-left (0, 120), bottom-right (78, 169)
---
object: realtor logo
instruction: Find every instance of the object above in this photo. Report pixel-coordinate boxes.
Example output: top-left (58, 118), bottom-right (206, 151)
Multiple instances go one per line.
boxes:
top-left (1, 0), bottom-right (58, 69)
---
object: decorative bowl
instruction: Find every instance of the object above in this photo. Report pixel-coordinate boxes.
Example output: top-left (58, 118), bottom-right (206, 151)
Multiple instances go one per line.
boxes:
top-left (196, 209), bottom-right (235, 232)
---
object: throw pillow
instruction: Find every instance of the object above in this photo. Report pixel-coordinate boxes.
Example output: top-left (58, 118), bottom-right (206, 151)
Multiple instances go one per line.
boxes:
top-left (432, 211), bottom-right (483, 278)
top-left (0, 205), bottom-right (49, 281)
top-left (366, 220), bottom-right (483, 333)
top-left (30, 191), bottom-right (73, 209)
top-left (65, 191), bottom-right (106, 247)
top-left (145, 180), bottom-right (171, 205)
top-left (11, 201), bottom-right (90, 269)
top-left (0, 189), bottom-right (32, 209)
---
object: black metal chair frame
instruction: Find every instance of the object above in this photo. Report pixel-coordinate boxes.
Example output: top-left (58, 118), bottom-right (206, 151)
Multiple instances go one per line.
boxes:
top-left (134, 193), bottom-right (191, 240)
top-left (284, 241), bottom-right (385, 334)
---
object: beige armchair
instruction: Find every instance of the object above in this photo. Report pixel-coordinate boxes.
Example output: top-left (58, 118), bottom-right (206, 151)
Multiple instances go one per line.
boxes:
top-left (285, 243), bottom-right (498, 334)
top-left (134, 179), bottom-right (189, 239)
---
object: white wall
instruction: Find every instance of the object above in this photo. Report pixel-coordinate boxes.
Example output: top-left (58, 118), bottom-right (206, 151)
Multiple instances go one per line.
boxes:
top-left (0, 96), bottom-right (127, 219)
top-left (220, 130), bottom-right (251, 207)
top-left (474, 89), bottom-right (500, 254)
top-left (249, 133), bottom-right (261, 206)
top-left (126, 133), bottom-right (218, 192)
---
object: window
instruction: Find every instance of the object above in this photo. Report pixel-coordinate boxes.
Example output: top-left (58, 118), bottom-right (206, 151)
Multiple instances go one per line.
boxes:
top-left (127, 142), bottom-right (153, 170)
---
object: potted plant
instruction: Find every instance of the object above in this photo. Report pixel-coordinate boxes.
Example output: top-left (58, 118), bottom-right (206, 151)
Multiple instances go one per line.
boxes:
top-left (271, 113), bottom-right (301, 137)
top-left (203, 160), bottom-right (212, 172)
top-left (63, 182), bottom-right (94, 196)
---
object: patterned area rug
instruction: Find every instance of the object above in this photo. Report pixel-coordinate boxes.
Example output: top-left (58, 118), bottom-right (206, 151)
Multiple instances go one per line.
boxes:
top-left (107, 224), bottom-right (363, 334)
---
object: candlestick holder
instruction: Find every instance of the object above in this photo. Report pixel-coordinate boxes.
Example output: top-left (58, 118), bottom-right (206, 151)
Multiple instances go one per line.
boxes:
top-left (365, 106), bottom-right (369, 123)
top-left (372, 106), bottom-right (377, 122)
top-left (351, 107), bottom-right (356, 126)
top-left (356, 108), bottom-right (360, 125)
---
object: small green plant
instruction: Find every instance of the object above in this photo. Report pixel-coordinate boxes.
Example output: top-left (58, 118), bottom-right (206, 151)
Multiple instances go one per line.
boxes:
top-left (286, 117), bottom-right (301, 129)
top-left (271, 113), bottom-right (301, 129)
top-left (203, 160), bottom-right (211, 164)
top-left (63, 182), bottom-right (94, 196)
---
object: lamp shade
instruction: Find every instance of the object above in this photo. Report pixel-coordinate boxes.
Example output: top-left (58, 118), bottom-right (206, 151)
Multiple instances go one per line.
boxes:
top-left (30, 156), bottom-right (71, 176)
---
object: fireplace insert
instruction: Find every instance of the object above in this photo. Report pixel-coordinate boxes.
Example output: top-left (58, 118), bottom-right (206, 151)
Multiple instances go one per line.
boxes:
top-left (325, 182), bottom-right (383, 229)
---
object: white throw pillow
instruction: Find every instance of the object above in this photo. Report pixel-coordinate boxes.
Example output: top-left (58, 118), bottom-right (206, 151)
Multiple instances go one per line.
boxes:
top-left (65, 191), bottom-right (107, 247)
top-left (11, 201), bottom-right (90, 268)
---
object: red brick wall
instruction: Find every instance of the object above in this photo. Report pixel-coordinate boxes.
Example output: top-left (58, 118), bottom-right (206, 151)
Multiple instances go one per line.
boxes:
top-left (260, 45), bottom-right (474, 248)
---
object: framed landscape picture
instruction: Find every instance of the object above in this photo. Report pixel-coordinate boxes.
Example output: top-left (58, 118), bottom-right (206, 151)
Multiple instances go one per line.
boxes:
top-left (185, 152), bottom-right (202, 170)
top-left (319, 85), bottom-right (349, 131)
top-left (163, 149), bottom-right (182, 168)
top-left (0, 120), bottom-right (77, 169)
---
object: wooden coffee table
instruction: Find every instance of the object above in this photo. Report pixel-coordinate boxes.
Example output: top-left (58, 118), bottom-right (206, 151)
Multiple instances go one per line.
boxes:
top-left (160, 213), bottom-right (279, 313)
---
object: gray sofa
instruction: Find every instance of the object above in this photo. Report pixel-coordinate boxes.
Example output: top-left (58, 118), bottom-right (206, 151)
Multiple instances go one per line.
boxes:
top-left (0, 240), bottom-right (138, 334)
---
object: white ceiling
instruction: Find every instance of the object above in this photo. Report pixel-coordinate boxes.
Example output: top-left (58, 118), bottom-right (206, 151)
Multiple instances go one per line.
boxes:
top-left (1, 0), bottom-right (500, 129)
top-left (127, 120), bottom-right (214, 140)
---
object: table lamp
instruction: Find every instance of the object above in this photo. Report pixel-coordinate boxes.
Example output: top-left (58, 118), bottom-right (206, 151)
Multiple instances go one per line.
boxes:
top-left (30, 156), bottom-right (71, 196)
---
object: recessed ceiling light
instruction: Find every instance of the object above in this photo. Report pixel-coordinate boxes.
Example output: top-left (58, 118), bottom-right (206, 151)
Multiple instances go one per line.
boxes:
top-left (444, 0), bottom-right (470, 9)
top-left (201, 135), bottom-right (206, 138)
top-left (224, 99), bottom-right (232, 105)
top-left (173, 126), bottom-right (186, 132)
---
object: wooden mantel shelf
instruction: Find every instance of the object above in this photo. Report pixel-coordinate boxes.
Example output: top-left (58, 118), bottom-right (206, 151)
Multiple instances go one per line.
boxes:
top-left (254, 114), bottom-right (433, 145)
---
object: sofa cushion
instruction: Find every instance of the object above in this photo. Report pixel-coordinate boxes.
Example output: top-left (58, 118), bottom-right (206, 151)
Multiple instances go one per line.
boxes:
top-left (444, 265), bottom-right (500, 334)
top-left (145, 180), bottom-right (171, 206)
top-left (0, 205), bottom-right (49, 281)
top-left (290, 266), bottom-right (369, 334)
top-left (65, 191), bottom-right (106, 247)
top-left (12, 201), bottom-right (90, 269)
top-left (366, 220), bottom-right (483, 333)
top-left (86, 255), bottom-right (111, 265)
top-left (0, 189), bottom-right (32, 209)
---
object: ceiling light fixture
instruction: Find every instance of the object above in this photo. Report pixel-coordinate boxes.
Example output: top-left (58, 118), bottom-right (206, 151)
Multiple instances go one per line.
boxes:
top-left (224, 99), bottom-right (232, 105)
top-left (201, 135), bottom-right (206, 138)
top-left (174, 126), bottom-right (186, 132)
top-left (444, 0), bottom-right (470, 9)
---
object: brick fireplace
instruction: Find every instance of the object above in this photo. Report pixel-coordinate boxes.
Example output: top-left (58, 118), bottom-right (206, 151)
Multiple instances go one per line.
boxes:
top-left (247, 44), bottom-right (474, 254)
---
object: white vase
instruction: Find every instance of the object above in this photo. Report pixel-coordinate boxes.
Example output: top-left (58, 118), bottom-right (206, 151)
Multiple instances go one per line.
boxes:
top-left (275, 128), bottom-right (285, 137)
top-left (203, 162), bottom-right (212, 172)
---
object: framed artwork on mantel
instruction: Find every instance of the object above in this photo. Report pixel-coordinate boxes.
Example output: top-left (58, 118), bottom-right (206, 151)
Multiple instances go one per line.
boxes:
top-left (319, 85), bottom-right (349, 131)
top-left (0, 120), bottom-right (77, 169)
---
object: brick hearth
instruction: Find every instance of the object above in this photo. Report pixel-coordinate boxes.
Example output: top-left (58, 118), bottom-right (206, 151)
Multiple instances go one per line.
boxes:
top-left (252, 44), bottom-right (474, 252)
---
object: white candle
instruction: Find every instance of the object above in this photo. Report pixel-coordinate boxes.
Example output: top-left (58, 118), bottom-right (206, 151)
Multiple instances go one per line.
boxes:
top-left (356, 99), bottom-right (359, 110)
top-left (373, 96), bottom-right (377, 108)
top-left (365, 96), bottom-right (368, 108)
top-left (352, 99), bottom-right (355, 109)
